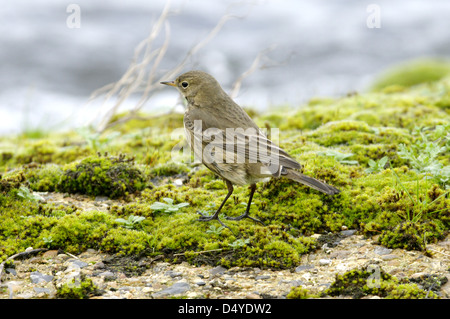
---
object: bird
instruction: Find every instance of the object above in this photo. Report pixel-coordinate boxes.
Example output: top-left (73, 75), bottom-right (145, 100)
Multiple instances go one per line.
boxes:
top-left (161, 70), bottom-right (340, 227)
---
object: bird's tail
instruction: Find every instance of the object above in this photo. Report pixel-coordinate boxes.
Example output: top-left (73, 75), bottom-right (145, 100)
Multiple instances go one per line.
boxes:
top-left (284, 169), bottom-right (340, 195)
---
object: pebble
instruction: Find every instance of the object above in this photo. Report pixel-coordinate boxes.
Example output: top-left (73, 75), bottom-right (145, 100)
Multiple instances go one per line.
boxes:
top-left (295, 264), bottom-right (314, 272)
top-left (42, 250), bottom-right (59, 259)
top-left (98, 271), bottom-right (115, 279)
top-left (319, 259), bottom-right (332, 266)
top-left (30, 271), bottom-right (54, 284)
top-left (374, 247), bottom-right (392, 256)
top-left (70, 260), bottom-right (89, 268)
top-left (152, 281), bottom-right (191, 298)
top-left (340, 229), bottom-right (357, 237)
top-left (209, 266), bottom-right (227, 276)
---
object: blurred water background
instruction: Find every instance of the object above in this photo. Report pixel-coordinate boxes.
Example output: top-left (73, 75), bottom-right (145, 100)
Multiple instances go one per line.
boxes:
top-left (1, 0), bottom-right (450, 135)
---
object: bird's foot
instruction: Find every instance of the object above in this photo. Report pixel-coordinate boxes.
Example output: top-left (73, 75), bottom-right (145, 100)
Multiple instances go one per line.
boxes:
top-left (225, 213), bottom-right (265, 226)
top-left (197, 211), bottom-right (234, 233)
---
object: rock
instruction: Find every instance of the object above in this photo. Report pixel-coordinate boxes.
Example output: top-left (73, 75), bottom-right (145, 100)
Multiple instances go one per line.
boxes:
top-left (5, 268), bottom-right (16, 276)
top-left (381, 254), bottom-right (399, 261)
top-left (93, 261), bottom-right (105, 269)
top-left (152, 281), bottom-right (190, 298)
top-left (374, 246), bottom-right (392, 256)
top-left (340, 229), bottom-right (357, 237)
top-left (173, 179), bottom-right (183, 186)
top-left (195, 280), bottom-right (206, 286)
top-left (256, 275), bottom-right (271, 280)
top-left (70, 260), bottom-right (89, 268)
top-left (30, 271), bottom-right (54, 284)
top-left (210, 265), bottom-right (227, 276)
top-left (42, 250), bottom-right (59, 259)
top-left (295, 264), bottom-right (314, 272)
top-left (319, 259), bottom-right (332, 266)
top-left (99, 271), bottom-right (115, 279)
top-left (165, 270), bottom-right (183, 278)
top-left (34, 287), bottom-right (52, 295)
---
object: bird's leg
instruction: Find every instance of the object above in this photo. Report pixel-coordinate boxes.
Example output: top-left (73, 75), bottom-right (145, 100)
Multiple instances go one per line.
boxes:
top-left (225, 184), bottom-right (265, 226)
top-left (197, 180), bottom-right (233, 230)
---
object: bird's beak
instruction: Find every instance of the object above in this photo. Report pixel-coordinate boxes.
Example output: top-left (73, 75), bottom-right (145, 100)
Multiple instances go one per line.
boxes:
top-left (160, 81), bottom-right (176, 87)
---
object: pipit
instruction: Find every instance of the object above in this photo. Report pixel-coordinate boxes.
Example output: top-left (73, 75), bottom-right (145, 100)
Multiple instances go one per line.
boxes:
top-left (161, 70), bottom-right (339, 227)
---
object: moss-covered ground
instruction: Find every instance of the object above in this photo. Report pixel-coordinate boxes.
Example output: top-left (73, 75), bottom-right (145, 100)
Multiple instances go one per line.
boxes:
top-left (1, 61), bottom-right (449, 276)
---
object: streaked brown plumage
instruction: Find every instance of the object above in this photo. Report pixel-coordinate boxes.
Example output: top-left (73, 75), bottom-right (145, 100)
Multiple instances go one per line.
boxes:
top-left (161, 70), bottom-right (339, 227)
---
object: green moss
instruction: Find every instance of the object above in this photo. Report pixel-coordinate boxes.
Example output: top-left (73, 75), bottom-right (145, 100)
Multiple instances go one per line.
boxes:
top-left (325, 266), bottom-right (440, 299)
top-left (57, 154), bottom-right (147, 199)
top-left (377, 220), bottom-right (446, 251)
top-left (26, 164), bottom-right (63, 192)
top-left (371, 59), bottom-right (450, 92)
top-left (286, 286), bottom-right (314, 299)
top-left (56, 275), bottom-right (100, 299)
top-left (150, 162), bottom-right (189, 177)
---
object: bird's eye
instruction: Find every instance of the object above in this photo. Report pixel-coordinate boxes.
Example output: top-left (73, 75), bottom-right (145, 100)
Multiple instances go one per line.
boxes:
top-left (181, 81), bottom-right (189, 88)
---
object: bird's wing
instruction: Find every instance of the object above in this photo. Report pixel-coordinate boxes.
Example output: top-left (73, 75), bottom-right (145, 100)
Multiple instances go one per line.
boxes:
top-left (184, 112), bottom-right (302, 174)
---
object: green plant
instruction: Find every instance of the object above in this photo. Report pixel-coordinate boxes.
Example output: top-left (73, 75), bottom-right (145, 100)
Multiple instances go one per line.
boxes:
top-left (366, 156), bottom-right (389, 173)
top-left (77, 127), bottom-right (121, 152)
top-left (397, 125), bottom-right (449, 188)
top-left (149, 197), bottom-right (189, 213)
top-left (206, 225), bottom-right (225, 235)
top-left (16, 186), bottom-right (44, 202)
top-left (42, 236), bottom-right (53, 248)
top-left (228, 238), bottom-right (250, 249)
top-left (115, 215), bottom-right (146, 230)
top-left (391, 167), bottom-right (449, 224)
top-left (318, 150), bottom-right (359, 165)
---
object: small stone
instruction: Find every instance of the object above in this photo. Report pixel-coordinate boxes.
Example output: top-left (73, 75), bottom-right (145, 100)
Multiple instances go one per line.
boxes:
top-left (195, 280), bottom-right (206, 286)
top-left (246, 293), bottom-right (262, 299)
top-left (374, 246), bottom-right (392, 256)
top-left (25, 247), bottom-right (33, 253)
top-left (295, 264), bottom-right (314, 272)
top-left (319, 259), bottom-right (332, 266)
top-left (165, 270), bottom-right (183, 278)
top-left (210, 265), bottom-right (227, 276)
top-left (256, 275), bottom-right (271, 280)
top-left (30, 271), bottom-right (54, 284)
top-left (173, 179), bottom-right (183, 186)
top-left (152, 281), bottom-right (190, 298)
top-left (34, 287), bottom-right (51, 295)
top-left (381, 254), bottom-right (399, 260)
top-left (5, 268), bottom-right (17, 276)
top-left (42, 250), bottom-right (59, 259)
top-left (71, 260), bottom-right (89, 268)
top-left (340, 229), bottom-right (357, 237)
top-left (93, 261), bottom-right (105, 269)
top-left (99, 271), bottom-right (115, 279)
